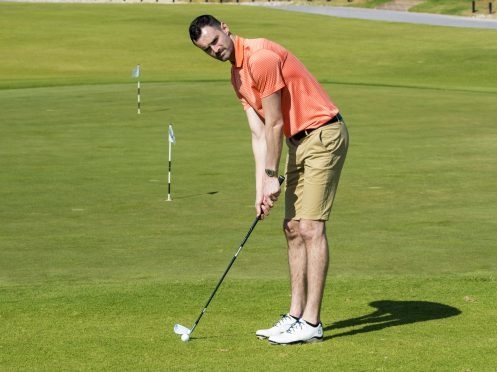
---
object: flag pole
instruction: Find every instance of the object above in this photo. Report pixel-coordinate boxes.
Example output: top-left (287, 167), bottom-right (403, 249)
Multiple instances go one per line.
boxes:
top-left (132, 64), bottom-right (141, 114)
top-left (137, 79), bottom-right (141, 115)
top-left (167, 123), bottom-right (175, 201)
top-left (167, 133), bottom-right (172, 201)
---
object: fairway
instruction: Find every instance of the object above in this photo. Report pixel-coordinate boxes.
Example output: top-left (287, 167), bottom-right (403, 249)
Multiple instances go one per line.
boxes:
top-left (1, 3), bottom-right (497, 371)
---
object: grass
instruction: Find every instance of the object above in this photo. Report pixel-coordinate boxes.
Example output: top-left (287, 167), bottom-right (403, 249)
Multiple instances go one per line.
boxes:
top-left (1, 3), bottom-right (497, 370)
top-left (1, 3), bottom-right (497, 91)
top-left (412, 0), bottom-right (496, 17)
top-left (159, 0), bottom-right (392, 8)
top-left (2, 276), bottom-right (496, 370)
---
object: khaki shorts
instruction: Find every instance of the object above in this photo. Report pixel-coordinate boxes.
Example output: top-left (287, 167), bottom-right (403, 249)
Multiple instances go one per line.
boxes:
top-left (285, 120), bottom-right (349, 221)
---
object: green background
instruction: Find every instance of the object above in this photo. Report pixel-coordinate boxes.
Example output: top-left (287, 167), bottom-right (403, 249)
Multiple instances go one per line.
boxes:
top-left (1, 3), bottom-right (496, 370)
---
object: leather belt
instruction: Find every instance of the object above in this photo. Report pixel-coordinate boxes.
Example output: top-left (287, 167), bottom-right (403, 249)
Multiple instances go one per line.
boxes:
top-left (292, 113), bottom-right (343, 141)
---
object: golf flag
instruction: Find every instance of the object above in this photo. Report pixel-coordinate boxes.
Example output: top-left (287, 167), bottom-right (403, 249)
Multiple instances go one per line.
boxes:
top-left (168, 124), bottom-right (176, 144)
top-left (132, 65), bottom-right (140, 78)
top-left (132, 64), bottom-right (141, 114)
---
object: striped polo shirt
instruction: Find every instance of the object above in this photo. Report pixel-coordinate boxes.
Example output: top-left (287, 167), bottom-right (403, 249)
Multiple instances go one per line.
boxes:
top-left (230, 36), bottom-right (339, 138)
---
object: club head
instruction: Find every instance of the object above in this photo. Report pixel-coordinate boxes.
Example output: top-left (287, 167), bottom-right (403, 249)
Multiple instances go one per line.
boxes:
top-left (174, 324), bottom-right (191, 335)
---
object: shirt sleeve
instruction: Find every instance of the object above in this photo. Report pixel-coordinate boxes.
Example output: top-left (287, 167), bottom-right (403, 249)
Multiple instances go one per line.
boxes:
top-left (248, 49), bottom-right (286, 98)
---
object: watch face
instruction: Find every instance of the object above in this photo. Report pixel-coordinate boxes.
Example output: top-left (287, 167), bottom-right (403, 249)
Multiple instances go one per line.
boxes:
top-left (265, 169), bottom-right (277, 177)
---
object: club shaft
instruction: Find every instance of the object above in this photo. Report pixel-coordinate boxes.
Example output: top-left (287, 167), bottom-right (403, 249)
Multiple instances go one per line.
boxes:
top-left (189, 176), bottom-right (285, 335)
top-left (190, 215), bottom-right (259, 334)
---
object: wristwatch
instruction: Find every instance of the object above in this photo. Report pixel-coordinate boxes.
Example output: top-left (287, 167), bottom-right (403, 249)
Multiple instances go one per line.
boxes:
top-left (265, 169), bottom-right (278, 178)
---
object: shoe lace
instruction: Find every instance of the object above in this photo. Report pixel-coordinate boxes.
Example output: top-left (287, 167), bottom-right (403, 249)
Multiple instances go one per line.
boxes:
top-left (286, 319), bottom-right (304, 334)
top-left (274, 314), bottom-right (293, 327)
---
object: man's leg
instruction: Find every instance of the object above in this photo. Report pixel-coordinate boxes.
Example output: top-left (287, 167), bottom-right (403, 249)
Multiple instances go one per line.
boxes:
top-left (268, 218), bottom-right (327, 344)
top-left (268, 121), bottom-right (348, 344)
top-left (284, 219), bottom-right (306, 318)
top-left (296, 122), bottom-right (347, 324)
top-left (299, 219), bottom-right (328, 325)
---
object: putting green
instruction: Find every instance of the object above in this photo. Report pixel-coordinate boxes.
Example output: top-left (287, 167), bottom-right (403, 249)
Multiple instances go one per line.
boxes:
top-left (1, 3), bottom-right (496, 370)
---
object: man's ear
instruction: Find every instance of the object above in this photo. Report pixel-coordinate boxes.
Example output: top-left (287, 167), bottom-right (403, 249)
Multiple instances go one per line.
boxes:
top-left (220, 22), bottom-right (231, 35)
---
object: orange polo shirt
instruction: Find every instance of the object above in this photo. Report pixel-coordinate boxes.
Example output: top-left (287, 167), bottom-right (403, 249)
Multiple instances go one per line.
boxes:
top-left (231, 36), bottom-right (339, 138)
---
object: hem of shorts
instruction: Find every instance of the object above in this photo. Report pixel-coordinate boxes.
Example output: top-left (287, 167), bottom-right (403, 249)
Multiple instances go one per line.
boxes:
top-left (284, 215), bottom-right (329, 222)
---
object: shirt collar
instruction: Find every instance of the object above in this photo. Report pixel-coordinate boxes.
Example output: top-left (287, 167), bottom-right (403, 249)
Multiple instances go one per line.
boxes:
top-left (233, 36), bottom-right (244, 68)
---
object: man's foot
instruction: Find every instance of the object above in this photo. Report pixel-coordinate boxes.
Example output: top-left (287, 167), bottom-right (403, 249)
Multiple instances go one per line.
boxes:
top-left (268, 319), bottom-right (323, 345)
top-left (256, 314), bottom-right (298, 339)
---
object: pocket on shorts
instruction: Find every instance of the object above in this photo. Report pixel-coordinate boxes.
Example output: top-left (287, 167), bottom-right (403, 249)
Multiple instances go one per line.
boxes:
top-left (318, 124), bottom-right (342, 152)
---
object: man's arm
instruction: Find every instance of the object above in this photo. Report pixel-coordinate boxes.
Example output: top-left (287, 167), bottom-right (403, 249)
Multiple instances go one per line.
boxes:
top-left (245, 90), bottom-right (284, 218)
top-left (245, 107), bottom-right (267, 217)
top-left (261, 90), bottom-right (284, 214)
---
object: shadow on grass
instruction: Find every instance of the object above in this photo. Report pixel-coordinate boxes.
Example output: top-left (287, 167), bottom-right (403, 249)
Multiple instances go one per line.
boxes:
top-left (173, 191), bottom-right (219, 200)
top-left (324, 300), bottom-right (461, 341)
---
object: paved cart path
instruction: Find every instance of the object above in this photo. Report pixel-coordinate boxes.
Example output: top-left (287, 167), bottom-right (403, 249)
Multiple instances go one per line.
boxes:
top-left (245, 3), bottom-right (497, 30)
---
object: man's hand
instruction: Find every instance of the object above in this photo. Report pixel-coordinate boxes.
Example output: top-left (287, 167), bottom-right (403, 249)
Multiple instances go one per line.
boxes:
top-left (259, 175), bottom-right (281, 219)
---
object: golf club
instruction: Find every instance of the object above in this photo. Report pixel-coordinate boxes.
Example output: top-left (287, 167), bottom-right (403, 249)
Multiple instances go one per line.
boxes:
top-left (174, 175), bottom-right (285, 341)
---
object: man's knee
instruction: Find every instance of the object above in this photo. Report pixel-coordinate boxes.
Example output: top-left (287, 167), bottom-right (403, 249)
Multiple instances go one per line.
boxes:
top-left (298, 220), bottom-right (325, 242)
top-left (283, 219), bottom-right (300, 240)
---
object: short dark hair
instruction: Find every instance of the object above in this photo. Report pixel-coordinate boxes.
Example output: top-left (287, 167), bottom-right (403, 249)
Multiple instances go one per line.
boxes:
top-left (189, 15), bottom-right (222, 43)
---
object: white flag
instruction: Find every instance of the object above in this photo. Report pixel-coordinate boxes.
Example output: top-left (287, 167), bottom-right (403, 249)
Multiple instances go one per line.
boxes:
top-left (132, 65), bottom-right (140, 78)
top-left (168, 125), bottom-right (176, 144)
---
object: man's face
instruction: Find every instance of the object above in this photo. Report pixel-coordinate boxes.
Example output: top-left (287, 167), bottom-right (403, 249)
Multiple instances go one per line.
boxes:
top-left (194, 23), bottom-right (234, 63)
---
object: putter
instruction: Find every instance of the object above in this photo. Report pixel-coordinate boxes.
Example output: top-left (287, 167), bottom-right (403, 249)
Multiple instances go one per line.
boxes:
top-left (174, 175), bottom-right (285, 340)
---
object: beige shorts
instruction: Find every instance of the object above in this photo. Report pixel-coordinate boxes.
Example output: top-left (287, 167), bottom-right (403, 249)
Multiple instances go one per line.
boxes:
top-left (285, 120), bottom-right (349, 221)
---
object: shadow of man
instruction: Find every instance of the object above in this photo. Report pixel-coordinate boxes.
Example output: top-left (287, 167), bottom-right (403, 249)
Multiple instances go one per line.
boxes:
top-left (324, 300), bottom-right (461, 341)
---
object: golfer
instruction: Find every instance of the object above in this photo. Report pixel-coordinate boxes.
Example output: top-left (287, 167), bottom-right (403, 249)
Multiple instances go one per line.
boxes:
top-left (189, 15), bottom-right (348, 344)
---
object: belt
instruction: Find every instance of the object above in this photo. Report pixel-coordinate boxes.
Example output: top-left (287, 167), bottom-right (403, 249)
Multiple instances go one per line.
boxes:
top-left (292, 113), bottom-right (343, 141)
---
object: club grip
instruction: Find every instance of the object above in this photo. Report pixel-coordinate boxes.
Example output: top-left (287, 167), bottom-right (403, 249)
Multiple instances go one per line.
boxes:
top-left (278, 175), bottom-right (285, 185)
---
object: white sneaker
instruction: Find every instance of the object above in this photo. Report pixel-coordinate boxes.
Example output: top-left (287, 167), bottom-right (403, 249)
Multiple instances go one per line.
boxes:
top-left (268, 319), bottom-right (323, 345)
top-left (256, 314), bottom-right (298, 339)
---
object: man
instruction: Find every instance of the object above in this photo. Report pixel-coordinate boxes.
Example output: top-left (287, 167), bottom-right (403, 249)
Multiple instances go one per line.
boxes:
top-left (189, 15), bottom-right (349, 345)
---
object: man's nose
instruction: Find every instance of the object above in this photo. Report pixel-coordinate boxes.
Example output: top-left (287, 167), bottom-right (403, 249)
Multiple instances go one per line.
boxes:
top-left (211, 44), bottom-right (220, 53)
